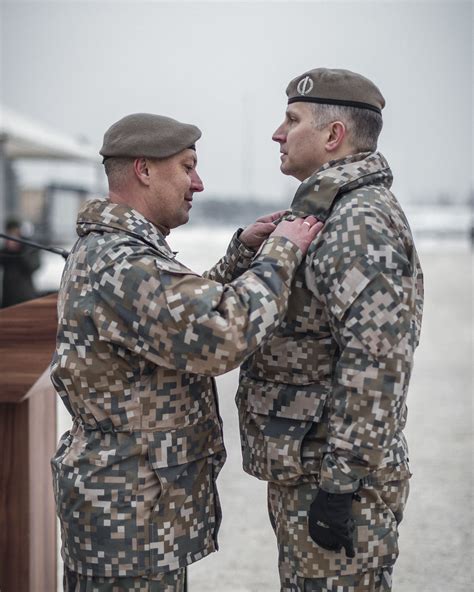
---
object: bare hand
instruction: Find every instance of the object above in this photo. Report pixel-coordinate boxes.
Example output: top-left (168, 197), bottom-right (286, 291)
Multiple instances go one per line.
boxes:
top-left (270, 216), bottom-right (323, 255)
top-left (239, 210), bottom-right (289, 250)
top-left (5, 239), bottom-right (21, 252)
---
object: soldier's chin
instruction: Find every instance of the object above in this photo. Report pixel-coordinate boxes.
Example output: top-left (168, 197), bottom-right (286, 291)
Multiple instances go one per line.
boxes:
top-left (280, 161), bottom-right (292, 176)
top-left (179, 211), bottom-right (190, 226)
top-left (169, 212), bottom-right (190, 229)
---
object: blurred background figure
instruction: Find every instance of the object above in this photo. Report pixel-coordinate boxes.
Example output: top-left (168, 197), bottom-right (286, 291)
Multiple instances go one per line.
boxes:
top-left (0, 218), bottom-right (41, 308)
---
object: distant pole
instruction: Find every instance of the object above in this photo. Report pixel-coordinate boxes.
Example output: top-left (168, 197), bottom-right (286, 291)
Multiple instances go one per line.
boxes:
top-left (0, 136), bottom-right (6, 233)
top-left (242, 92), bottom-right (255, 199)
top-left (470, 190), bottom-right (474, 249)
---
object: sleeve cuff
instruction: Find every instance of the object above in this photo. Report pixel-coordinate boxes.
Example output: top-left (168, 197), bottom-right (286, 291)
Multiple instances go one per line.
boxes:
top-left (255, 235), bottom-right (304, 270)
top-left (319, 452), bottom-right (368, 494)
top-left (234, 228), bottom-right (259, 259)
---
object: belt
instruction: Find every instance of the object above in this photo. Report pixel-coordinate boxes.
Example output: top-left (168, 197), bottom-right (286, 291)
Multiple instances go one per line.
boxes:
top-left (73, 416), bottom-right (130, 434)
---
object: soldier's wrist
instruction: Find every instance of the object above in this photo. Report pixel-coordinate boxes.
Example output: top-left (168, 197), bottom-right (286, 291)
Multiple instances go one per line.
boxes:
top-left (256, 235), bottom-right (304, 267)
top-left (235, 228), bottom-right (258, 257)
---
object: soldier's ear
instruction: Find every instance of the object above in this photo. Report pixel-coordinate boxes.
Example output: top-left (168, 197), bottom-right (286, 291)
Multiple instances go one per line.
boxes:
top-left (134, 158), bottom-right (151, 186)
top-left (325, 121), bottom-right (346, 153)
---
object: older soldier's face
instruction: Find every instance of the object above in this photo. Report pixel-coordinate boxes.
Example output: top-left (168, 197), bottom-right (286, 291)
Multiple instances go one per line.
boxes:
top-left (272, 102), bottom-right (329, 181)
top-left (146, 148), bottom-right (204, 230)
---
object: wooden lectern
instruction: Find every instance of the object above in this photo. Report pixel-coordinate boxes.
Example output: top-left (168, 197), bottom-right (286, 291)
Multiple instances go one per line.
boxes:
top-left (0, 293), bottom-right (58, 592)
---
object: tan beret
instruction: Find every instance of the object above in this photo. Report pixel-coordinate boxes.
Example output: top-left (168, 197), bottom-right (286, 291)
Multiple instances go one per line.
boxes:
top-left (286, 68), bottom-right (385, 114)
top-left (99, 113), bottom-right (202, 161)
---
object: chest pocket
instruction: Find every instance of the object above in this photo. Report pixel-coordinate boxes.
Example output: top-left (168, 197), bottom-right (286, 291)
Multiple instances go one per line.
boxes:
top-left (283, 265), bottom-right (331, 334)
top-left (246, 334), bottom-right (335, 384)
top-left (246, 264), bottom-right (335, 384)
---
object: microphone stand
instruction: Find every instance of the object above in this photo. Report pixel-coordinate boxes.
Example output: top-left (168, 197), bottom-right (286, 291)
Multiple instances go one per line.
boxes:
top-left (0, 232), bottom-right (69, 259)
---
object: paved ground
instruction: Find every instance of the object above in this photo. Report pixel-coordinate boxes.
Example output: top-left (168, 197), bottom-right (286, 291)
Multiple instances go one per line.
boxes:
top-left (56, 240), bottom-right (473, 591)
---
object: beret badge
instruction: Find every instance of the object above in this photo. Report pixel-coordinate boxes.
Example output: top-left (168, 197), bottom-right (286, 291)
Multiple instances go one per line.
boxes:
top-left (296, 75), bottom-right (314, 96)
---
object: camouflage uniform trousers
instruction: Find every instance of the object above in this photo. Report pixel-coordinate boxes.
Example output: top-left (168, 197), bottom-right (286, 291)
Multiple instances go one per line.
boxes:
top-left (64, 566), bottom-right (186, 592)
top-left (277, 567), bottom-right (393, 592)
top-left (267, 470), bottom-right (410, 592)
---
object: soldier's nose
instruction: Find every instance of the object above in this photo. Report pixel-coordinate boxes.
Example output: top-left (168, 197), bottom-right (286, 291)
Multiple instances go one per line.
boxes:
top-left (272, 123), bottom-right (286, 143)
top-left (190, 170), bottom-right (204, 193)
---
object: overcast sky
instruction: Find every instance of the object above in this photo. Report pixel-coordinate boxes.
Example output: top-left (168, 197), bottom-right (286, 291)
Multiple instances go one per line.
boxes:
top-left (1, 0), bottom-right (472, 204)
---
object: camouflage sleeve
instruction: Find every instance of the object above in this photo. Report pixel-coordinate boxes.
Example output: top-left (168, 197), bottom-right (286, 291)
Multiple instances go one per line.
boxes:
top-left (91, 236), bottom-right (302, 376)
top-left (308, 200), bottom-right (418, 494)
top-left (203, 229), bottom-right (256, 284)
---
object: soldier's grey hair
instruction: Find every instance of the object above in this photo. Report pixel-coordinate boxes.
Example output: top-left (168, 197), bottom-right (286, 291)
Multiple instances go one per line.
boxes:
top-left (311, 104), bottom-right (383, 153)
top-left (103, 157), bottom-right (134, 188)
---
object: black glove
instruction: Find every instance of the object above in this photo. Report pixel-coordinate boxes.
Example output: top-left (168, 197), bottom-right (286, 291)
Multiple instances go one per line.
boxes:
top-left (308, 489), bottom-right (356, 558)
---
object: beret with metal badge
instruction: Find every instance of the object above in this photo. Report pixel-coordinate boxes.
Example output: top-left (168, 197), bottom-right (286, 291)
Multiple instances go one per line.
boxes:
top-left (286, 68), bottom-right (385, 114)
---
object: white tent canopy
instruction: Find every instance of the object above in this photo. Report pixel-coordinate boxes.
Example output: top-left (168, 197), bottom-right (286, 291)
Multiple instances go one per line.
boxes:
top-left (0, 104), bottom-right (100, 162)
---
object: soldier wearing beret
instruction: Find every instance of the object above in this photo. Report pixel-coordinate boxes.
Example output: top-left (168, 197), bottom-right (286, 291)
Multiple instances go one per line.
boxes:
top-left (236, 68), bottom-right (424, 591)
top-left (50, 112), bottom-right (322, 591)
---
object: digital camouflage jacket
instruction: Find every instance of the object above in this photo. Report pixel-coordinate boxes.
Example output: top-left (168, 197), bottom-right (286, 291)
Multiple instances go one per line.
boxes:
top-left (50, 198), bottom-right (302, 577)
top-left (236, 152), bottom-right (424, 573)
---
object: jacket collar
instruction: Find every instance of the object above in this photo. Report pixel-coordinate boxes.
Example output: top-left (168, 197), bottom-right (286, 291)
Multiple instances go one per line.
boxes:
top-left (76, 198), bottom-right (175, 259)
top-left (290, 151), bottom-right (393, 222)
